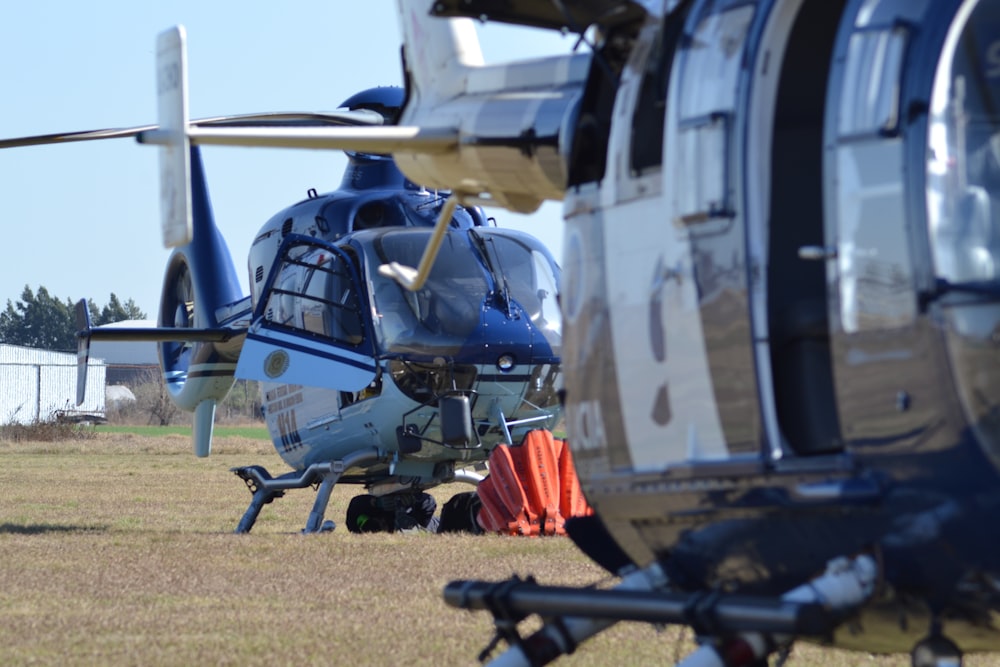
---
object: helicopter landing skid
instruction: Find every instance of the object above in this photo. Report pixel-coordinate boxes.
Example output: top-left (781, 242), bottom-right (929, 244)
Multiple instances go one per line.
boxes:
top-left (446, 555), bottom-right (878, 666)
top-left (231, 447), bottom-right (384, 534)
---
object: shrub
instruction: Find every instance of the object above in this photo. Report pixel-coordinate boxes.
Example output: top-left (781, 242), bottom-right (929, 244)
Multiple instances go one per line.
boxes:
top-left (105, 370), bottom-right (262, 427)
top-left (0, 417), bottom-right (96, 442)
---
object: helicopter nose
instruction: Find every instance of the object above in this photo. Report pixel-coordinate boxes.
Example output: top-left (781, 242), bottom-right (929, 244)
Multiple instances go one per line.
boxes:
top-left (470, 305), bottom-right (535, 363)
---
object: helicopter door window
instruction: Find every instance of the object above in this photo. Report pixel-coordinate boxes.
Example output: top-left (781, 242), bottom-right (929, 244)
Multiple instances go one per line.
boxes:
top-left (672, 1), bottom-right (755, 228)
top-left (630, 3), bottom-right (690, 175)
top-left (837, 28), bottom-right (907, 139)
top-left (831, 22), bottom-right (915, 335)
top-left (273, 271), bottom-right (298, 327)
top-left (263, 244), bottom-right (365, 348)
top-left (675, 113), bottom-right (732, 224)
top-left (676, 2), bottom-right (754, 120)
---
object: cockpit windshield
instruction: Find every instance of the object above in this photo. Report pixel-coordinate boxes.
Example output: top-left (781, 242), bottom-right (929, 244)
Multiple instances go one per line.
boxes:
top-left (926, 0), bottom-right (1000, 465)
top-left (927, 1), bottom-right (1000, 286)
top-left (369, 230), bottom-right (491, 355)
top-left (471, 227), bottom-right (562, 351)
top-left (365, 228), bottom-right (561, 357)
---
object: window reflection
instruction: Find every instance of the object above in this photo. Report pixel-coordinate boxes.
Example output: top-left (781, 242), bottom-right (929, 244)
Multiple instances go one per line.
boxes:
top-left (927, 1), bottom-right (1000, 284)
top-left (473, 229), bottom-right (562, 353)
top-left (672, 1), bottom-right (755, 228)
top-left (371, 231), bottom-right (489, 355)
top-left (925, 0), bottom-right (1000, 467)
top-left (367, 229), bottom-right (562, 356)
top-left (264, 243), bottom-right (365, 347)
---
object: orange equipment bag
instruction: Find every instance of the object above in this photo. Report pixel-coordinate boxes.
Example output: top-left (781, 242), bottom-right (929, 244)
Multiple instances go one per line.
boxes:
top-left (477, 429), bottom-right (592, 536)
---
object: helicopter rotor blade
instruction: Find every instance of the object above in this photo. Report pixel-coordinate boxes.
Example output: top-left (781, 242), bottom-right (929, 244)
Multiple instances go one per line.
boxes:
top-left (0, 110), bottom-right (385, 151)
top-left (0, 126), bottom-right (155, 149)
top-left (145, 124), bottom-right (459, 153)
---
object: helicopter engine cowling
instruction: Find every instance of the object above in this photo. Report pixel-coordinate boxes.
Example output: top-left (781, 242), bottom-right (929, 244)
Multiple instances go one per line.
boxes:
top-left (157, 147), bottom-right (245, 456)
top-left (397, 72), bottom-right (585, 213)
top-left (394, 11), bottom-right (588, 214)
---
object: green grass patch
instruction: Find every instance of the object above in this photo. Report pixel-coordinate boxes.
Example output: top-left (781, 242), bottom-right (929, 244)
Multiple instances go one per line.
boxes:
top-left (95, 424), bottom-right (271, 440)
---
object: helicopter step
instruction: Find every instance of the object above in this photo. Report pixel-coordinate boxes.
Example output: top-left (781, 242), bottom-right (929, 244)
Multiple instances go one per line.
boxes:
top-left (232, 447), bottom-right (384, 534)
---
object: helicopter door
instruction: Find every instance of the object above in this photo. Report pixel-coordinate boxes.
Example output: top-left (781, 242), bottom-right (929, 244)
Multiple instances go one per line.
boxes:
top-left (822, 9), bottom-right (919, 450)
top-left (755, 0), bottom-right (848, 456)
top-left (235, 238), bottom-right (377, 392)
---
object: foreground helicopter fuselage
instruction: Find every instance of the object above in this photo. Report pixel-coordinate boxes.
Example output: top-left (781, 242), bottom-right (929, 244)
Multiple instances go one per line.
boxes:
top-left (558, 0), bottom-right (1000, 648)
top-left (380, 0), bottom-right (1000, 663)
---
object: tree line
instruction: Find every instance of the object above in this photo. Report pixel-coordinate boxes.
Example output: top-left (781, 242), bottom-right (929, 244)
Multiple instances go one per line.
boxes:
top-left (0, 285), bottom-right (147, 352)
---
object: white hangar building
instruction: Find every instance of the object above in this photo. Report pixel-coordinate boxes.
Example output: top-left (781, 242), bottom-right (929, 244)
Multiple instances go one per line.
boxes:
top-left (89, 320), bottom-right (160, 386)
top-left (0, 344), bottom-right (106, 424)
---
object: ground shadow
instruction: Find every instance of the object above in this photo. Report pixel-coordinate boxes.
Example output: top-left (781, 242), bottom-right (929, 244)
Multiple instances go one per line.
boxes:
top-left (0, 523), bottom-right (108, 535)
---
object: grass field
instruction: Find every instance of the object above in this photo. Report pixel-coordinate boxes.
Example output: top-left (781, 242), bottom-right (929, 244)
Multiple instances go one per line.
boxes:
top-left (0, 432), bottom-right (992, 666)
top-left (94, 424), bottom-right (272, 440)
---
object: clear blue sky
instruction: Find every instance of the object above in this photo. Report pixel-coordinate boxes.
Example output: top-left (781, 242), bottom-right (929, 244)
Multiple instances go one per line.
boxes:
top-left (0, 1), bottom-right (569, 317)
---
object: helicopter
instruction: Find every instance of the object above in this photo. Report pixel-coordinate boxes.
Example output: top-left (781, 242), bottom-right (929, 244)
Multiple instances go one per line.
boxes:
top-left (1, 80), bottom-right (564, 535)
top-left (106, 0), bottom-right (1000, 665)
top-left (419, 1), bottom-right (1000, 665)
top-left (5, 0), bottom-right (999, 664)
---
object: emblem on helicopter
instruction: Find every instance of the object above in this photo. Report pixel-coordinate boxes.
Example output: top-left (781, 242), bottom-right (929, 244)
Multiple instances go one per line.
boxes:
top-left (263, 350), bottom-right (289, 379)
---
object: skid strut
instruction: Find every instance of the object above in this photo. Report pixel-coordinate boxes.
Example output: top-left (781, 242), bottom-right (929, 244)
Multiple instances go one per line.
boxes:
top-left (445, 575), bottom-right (841, 647)
top-left (232, 447), bottom-right (383, 534)
top-left (448, 555), bottom-right (878, 666)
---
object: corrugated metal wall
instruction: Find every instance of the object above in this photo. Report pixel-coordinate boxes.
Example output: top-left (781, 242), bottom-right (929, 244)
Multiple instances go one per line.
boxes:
top-left (0, 345), bottom-right (105, 424)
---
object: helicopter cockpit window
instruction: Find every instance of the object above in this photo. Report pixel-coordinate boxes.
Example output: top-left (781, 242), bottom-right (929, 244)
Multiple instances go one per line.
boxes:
top-left (263, 243), bottom-right (365, 347)
top-left (369, 231), bottom-right (490, 355)
top-left (472, 229), bottom-right (562, 352)
top-left (630, 3), bottom-right (690, 174)
top-left (838, 27), bottom-right (907, 138)
top-left (399, 194), bottom-right (477, 230)
top-left (927, 1), bottom-right (1000, 286)
top-left (925, 0), bottom-right (1000, 466)
top-left (352, 200), bottom-right (405, 231)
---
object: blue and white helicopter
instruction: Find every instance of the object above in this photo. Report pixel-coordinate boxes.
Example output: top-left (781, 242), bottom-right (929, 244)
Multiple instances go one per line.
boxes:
top-left (1, 83), bottom-right (563, 535)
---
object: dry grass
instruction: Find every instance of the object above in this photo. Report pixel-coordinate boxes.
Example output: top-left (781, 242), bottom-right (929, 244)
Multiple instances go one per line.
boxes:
top-left (0, 434), bottom-right (991, 666)
top-left (0, 419), bottom-right (98, 443)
